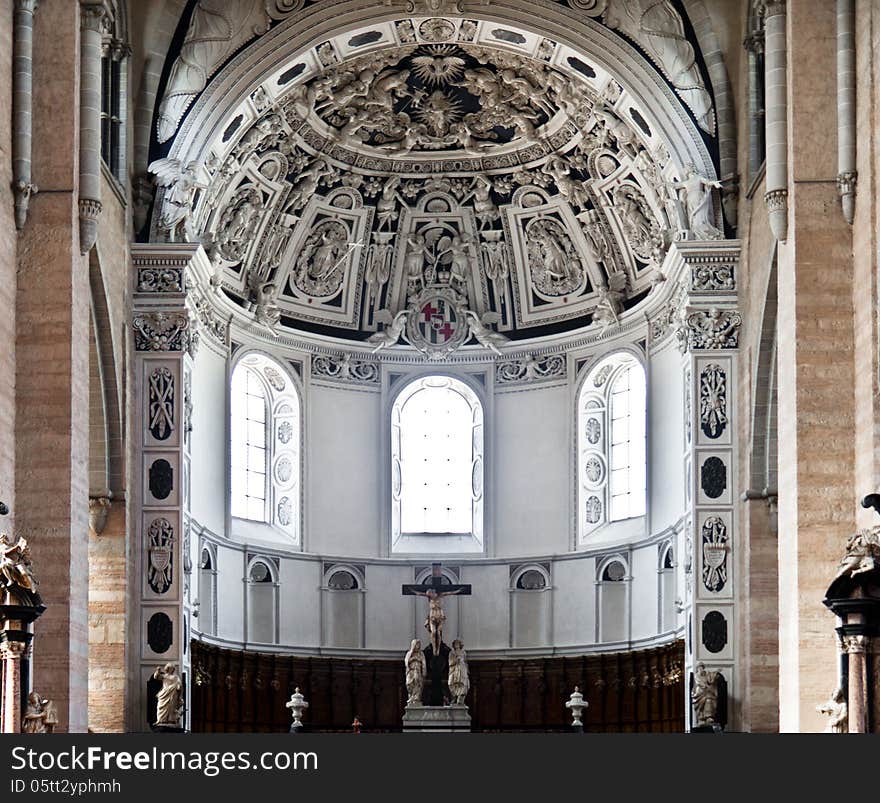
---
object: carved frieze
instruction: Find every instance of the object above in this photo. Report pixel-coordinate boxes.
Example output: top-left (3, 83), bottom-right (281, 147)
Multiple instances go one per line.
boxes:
top-left (691, 264), bottom-right (735, 292)
top-left (138, 268), bottom-right (184, 294)
top-left (148, 518), bottom-right (174, 595)
top-left (495, 353), bottom-right (566, 384)
top-left (148, 368), bottom-right (175, 441)
top-left (133, 312), bottom-right (190, 352)
top-left (699, 364), bottom-right (727, 439)
top-left (675, 308), bottom-right (741, 352)
top-left (312, 353), bottom-right (379, 385)
top-left (701, 517), bottom-right (729, 593)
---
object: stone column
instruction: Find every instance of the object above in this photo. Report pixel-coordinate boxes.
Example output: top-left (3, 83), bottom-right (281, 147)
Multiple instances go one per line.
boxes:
top-left (650, 241), bottom-right (741, 730)
top-left (836, 0), bottom-right (856, 223)
top-left (1, 640), bottom-right (26, 734)
top-left (15, 0), bottom-right (92, 733)
top-left (132, 244), bottom-right (211, 731)
top-left (776, 0), bottom-right (857, 731)
top-left (12, 0), bottom-right (38, 230)
top-left (762, 0), bottom-right (788, 242)
top-left (78, 1), bottom-right (110, 254)
top-left (843, 634), bottom-right (867, 733)
top-left (743, 28), bottom-right (765, 180)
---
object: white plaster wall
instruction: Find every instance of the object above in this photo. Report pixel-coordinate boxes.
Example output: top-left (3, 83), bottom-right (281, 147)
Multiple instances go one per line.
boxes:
top-left (307, 384), bottom-right (381, 557)
top-left (189, 346), bottom-right (227, 534)
top-left (364, 564), bottom-right (412, 649)
top-left (278, 557), bottom-right (320, 647)
top-left (459, 564), bottom-right (509, 649)
top-left (552, 555), bottom-right (596, 646)
top-left (648, 341), bottom-right (687, 532)
top-left (215, 543), bottom-right (244, 642)
top-left (630, 544), bottom-right (659, 640)
top-left (494, 384), bottom-right (569, 557)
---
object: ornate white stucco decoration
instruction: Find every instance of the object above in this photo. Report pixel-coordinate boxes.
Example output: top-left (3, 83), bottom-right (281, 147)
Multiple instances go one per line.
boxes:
top-left (151, 11), bottom-right (723, 351)
top-left (564, 0), bottom-right (716, 135)
top-left (156, 0), bottom-right (306, 143)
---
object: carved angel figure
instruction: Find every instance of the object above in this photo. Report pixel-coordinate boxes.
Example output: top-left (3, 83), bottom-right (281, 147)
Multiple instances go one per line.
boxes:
top-left (464, 310), bottom-right (508, 356)
top-left (0, 533), bottom-right (37, 594)
top-left (404, 639), bottom-right (426, 707)
top-left (448, 639), bottom-right (470, 705)
top-left (667, 166), bottom-right (723, 239)
top-left (22, 693), bottom-right (57, 734)
top-left (817, 687), bottom-right (848, 733)
top-left (592, 272), bottom-right (628, 331)
top-left (367, 309), bottom-right (409, 353)
top-left (542, 155), bottom-right (591, 210)
top-left (285, 158), bottom-right (334, 213)
top-left (149, 158), bottom-right (204, 241)
top-left (252, 281), bottom-right (281, 334)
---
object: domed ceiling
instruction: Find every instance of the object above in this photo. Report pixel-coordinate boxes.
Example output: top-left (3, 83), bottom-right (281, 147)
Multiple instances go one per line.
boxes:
top-left (149, 9), bottom-right (723, 357)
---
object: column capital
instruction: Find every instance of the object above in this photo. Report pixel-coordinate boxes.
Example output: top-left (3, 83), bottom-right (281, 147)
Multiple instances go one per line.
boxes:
top-left (759, 0), bottom-right (786, 19)
top-left (0, 640), bottom-right (27, 660)
top-left (843, 634), bottom-right (868, 654)
top-left (80, 1), bottom-right (112, 33)
top-left (13, 0), bottom-right (38, 14)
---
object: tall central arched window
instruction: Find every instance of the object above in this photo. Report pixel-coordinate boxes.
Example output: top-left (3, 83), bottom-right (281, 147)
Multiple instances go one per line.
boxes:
top-left (230, 353), bottom-right (301, 542)
top-left (578, 352), bottom-right (647, 540)
top-left (391, 376), bottom-right (484, 553)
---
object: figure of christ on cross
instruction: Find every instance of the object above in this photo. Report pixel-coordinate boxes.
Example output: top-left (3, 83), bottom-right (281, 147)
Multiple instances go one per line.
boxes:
top-left (402, 563), bottom-right (472, 658)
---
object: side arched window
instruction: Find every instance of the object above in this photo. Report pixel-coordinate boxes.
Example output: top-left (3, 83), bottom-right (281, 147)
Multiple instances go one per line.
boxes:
top-left (230, 353), bottom-right (300, 540)
top-left (578, 353), bottom-right (646, 539)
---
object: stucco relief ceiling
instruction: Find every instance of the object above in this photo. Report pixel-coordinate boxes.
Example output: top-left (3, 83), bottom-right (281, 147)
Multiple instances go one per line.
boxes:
top-left (149, 7), bottom-right (722, 354)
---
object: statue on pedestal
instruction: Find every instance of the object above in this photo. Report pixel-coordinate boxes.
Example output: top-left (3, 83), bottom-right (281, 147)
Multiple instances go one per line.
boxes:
top-left (153, 663), bottom-right (183, 728)
top-left (691, 662), bottom-right (720, 727)
top-left (21, 693), bottom-right (57, 733)
top-left (817, 687), bottom-right (848, 733)
top-left (447, 639), bottom-right (469, 705)
top-left (405, 639), bottom-right (426, 706)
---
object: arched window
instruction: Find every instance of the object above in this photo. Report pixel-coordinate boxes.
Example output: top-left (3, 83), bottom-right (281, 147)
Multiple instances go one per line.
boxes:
top-left (230, 353), bottom-right (300, 540)
top-left (100, 1), bottom-right (129, 183)
top-left (744, 1), bottom-right (767, 180)
top-left (609, 362), bottom-right (647, 521)
top-left (391, 376), bottom-right (483, 554)
top-left (659, 543), bottom-right (676, 633)
top-left (246, 557), bottom-right (278, 645)
top-left (597, 557), bottom-right (629, 643)
top-left (578, 353), bottom-right (646, 539)
top-left (198, 545), bottom-right (216, 637)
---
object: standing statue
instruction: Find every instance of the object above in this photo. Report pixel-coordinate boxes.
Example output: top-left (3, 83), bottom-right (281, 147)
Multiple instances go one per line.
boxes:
top-left (148, 158), bottom-right (204, 242)
top-left (404, 639), bottom-right (427, 706)
top-left (153, 663), bottom-right (184, 728)
top-left (691, 662), bottom-right (720, 727)
top-left (667, 166), bottom-right (723, 239)
top-left (252, 281), bottom-right (282, 334)
top-left (0, 532), bottom-right (37, 596)
top-left (817, 687), bottom-right (848, 733)
top-left (447, 639), bottom-right (470, 705)
top-left (21, 693), bottom-right (57, 734)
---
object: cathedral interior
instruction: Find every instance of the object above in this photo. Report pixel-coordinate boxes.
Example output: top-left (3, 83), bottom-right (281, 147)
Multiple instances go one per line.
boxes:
top-left (0, 0), bottom-right (878, 735)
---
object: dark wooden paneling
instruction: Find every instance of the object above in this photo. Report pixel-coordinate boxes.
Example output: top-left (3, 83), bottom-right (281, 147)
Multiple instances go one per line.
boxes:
top-left (191, 640), bottom-right (685, 733)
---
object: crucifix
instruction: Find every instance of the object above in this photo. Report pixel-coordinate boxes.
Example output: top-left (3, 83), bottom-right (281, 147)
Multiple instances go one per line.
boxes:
top-left (402, 563), bottom-right (471, 705)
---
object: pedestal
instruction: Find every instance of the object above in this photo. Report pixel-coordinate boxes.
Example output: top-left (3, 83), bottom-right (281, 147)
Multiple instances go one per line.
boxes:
top-left (402, 704), bottom-right (471, 733)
